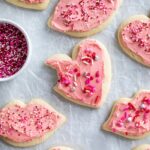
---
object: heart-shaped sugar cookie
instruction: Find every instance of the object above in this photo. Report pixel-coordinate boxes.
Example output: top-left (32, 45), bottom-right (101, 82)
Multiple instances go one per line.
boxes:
top-left (50, 146), bottom-right (73, 150)
top-left (0, 99), bottom-right (66, 147)
top-left (132, 144), bottom-right (150, 150)
top-left (46, 39), bottom-right (111, 108)
top-left (118, 15), bottom-right (150, 67)
top-left (103, 90), bottom-right (150, 139)
top-left (48, 0), bottom-right (122, 37)
top-left (6, 0), bottom-right (50, 10)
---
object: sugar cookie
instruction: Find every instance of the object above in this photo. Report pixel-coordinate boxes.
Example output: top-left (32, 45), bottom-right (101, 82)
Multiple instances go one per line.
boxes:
top-left (103, 90), bottom-right (150, 139)
top-left (6, 0), bottom-right (50, 10)
top-left (46, 39), bottom-right (111, 108)
top-left (0, 99), bottom-right (66, 147)
top-left (118, 15), bottom-right (150, 67)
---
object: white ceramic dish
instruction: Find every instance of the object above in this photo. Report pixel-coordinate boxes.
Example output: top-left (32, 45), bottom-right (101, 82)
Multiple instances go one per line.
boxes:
top-left (0, 19), bottom-right (31, 82)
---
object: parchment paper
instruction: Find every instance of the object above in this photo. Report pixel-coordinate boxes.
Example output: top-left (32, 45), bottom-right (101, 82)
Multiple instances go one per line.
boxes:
top-left (0, 0), bottom-right (150, 149)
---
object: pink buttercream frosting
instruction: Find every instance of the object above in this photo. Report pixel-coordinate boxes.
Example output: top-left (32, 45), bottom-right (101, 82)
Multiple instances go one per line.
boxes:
top-left (51, 0), bottom-right (119, 32)
top-left (0, 102), bottom-right (61, 142)
top-left (107, 91), bottom-right (150, 137)
top-left (121, 20), bottom-right (150, 64)
top-left (20, 0), bottom-right (45, 4)
top-left (47, 40), bottom-right (104, 107)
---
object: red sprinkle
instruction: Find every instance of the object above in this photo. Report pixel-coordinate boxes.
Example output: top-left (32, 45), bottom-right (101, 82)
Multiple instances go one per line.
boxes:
top-left (95, 71), bottom-right (100, 77)
top-left (0, 23), bottom-right (28, 78)
top-left (128, 103), bottom-right (136, 110)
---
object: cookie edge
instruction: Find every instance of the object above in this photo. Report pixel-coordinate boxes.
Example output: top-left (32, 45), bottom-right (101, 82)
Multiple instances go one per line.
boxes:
top-left (117, 15), bottom-right (150, 67)
top-left (1, 99), bottom-right (66, 147)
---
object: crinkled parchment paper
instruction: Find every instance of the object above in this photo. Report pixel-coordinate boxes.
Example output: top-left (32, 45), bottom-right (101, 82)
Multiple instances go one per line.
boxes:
top-left (0, 0), bottom-right (150, 149)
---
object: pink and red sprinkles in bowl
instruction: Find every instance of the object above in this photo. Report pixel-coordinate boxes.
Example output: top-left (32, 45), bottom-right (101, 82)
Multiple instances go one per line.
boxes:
top-left (0, 22), bottom-right (28, 78)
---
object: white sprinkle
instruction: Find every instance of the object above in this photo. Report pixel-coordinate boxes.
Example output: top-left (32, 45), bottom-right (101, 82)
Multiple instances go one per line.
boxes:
top-left (74, 75), bottom-right (77, 82)
top-left (81, 56), bottom-right (91, 60)
top-left (70, 87), bottom-right (76, 92)
top-left (140, 103), bottom-right (146, 109)
top-left (82, 61), bottom-right (89, 65)
top-left (85, 90), bottom-right (90, 93)
top-left (127, 117), bottom-right (132, 122)
top-left (73, 82), bottom-right (78, 87)
top-left (65, 72), bottom-right (73, 77)
top-left (94, 55), bottom-right (100, 61)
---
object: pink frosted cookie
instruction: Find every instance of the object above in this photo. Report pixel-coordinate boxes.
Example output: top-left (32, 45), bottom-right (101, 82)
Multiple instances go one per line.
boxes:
top-left (46, 39), bottom-right (111, 108)
top-left (0, 99), bottom-right (66, 147)
top-left (118, 15), bottom-right (150, 67)
top-left (6, 0), bottom-right (50, 10)
top-left (132, 144), bottom-right (150, 150)
top-left (50, 146), bottom-right (73, 150)
top-left (48, 0), bottom-right (122, 37)
top-left (103, 90), bottom-right (150, 139)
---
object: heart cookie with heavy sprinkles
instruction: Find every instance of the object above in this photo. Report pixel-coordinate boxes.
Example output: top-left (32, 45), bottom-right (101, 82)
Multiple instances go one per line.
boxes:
top-left (46, 39), bottom-right (111, 108)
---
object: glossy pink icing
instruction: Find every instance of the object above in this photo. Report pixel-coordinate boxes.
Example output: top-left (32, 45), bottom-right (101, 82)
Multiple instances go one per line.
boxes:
top-left (121, 20), bottom-right (150, 64)
top-left (107, 92), bottom-right (150, 137)
top-left (0, 102), bottom-right (61, 142)
top-left (20, 0), bottom-right (45, 3)
top-left (51, 0), bottom-right (119, 32)
top-left (46, 40), bottom-right (104, 107)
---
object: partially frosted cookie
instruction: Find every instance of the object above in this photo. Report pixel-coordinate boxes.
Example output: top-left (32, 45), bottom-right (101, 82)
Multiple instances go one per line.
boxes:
top-left (50, 146), bottom-right (73, 150)
top-left (0, 99), bottom-right (66, 147)
top-left (46, 39), bottom-right (111, 108)
top-left (118, 15), bottom-right (150, 67)
top-left (132, 144), bottom-right (150, 150)
top-left (48, 0), bottom-right (122, 37)
top-left (103, 90), bottom-right (150, 139)
top-left (6, 0), bottom-right (50, 10)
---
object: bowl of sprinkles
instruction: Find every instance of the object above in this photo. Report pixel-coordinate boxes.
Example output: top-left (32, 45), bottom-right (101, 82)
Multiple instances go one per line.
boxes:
top-left (0, 19), bottom-right (31, 81)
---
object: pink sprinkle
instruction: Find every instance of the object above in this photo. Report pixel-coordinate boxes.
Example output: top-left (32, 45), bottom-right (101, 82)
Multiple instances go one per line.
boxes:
top-left (90, 76), bottom-right (93, 80)
top-left (85, 78), bottom-right (90, 84)
top-left (96, 79), bottom-right (99, 83)
top-left (95, 71), bottom-right (100, 77)
top-left (0, 23), bottom-right (28, 78)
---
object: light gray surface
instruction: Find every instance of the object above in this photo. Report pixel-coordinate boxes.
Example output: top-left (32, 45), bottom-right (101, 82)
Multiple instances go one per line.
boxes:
top-left (0, 0), bottom-right (150, 150)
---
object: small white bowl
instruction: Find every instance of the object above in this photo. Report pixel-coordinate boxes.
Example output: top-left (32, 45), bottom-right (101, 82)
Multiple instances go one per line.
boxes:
top-left (0, 19), bottom-right (31, 82)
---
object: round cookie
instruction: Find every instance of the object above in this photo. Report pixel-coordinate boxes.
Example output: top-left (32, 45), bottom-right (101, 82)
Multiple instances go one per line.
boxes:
top-left (118, 15), bottom-right (150, 67)
top-left (48, 0), bottom-right (122, 37)
top-left (6, 0), bottom-right (50, 10)
top-left (0, 99), bottom-right (66, 147)
top-left (46, 39), bottom-right (111, 108)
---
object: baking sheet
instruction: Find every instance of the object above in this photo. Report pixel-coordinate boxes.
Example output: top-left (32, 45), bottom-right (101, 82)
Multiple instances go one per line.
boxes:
top-left (0, 0), bottom-right (150, 149)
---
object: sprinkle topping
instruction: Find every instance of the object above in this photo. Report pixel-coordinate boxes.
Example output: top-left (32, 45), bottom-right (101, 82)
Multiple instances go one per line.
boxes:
top-left (121, 20), bottom-right (150, 64)
top-left (47, 40), bottom-right (105, 107)
top-left (107, 92), bottom-right (150, 137)
top-left (51, 0), bottom-right (119, 32)
top-left (0, 102), bottom-right (61, 142)
top-left (0, 23), bottom-right (28, 78)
